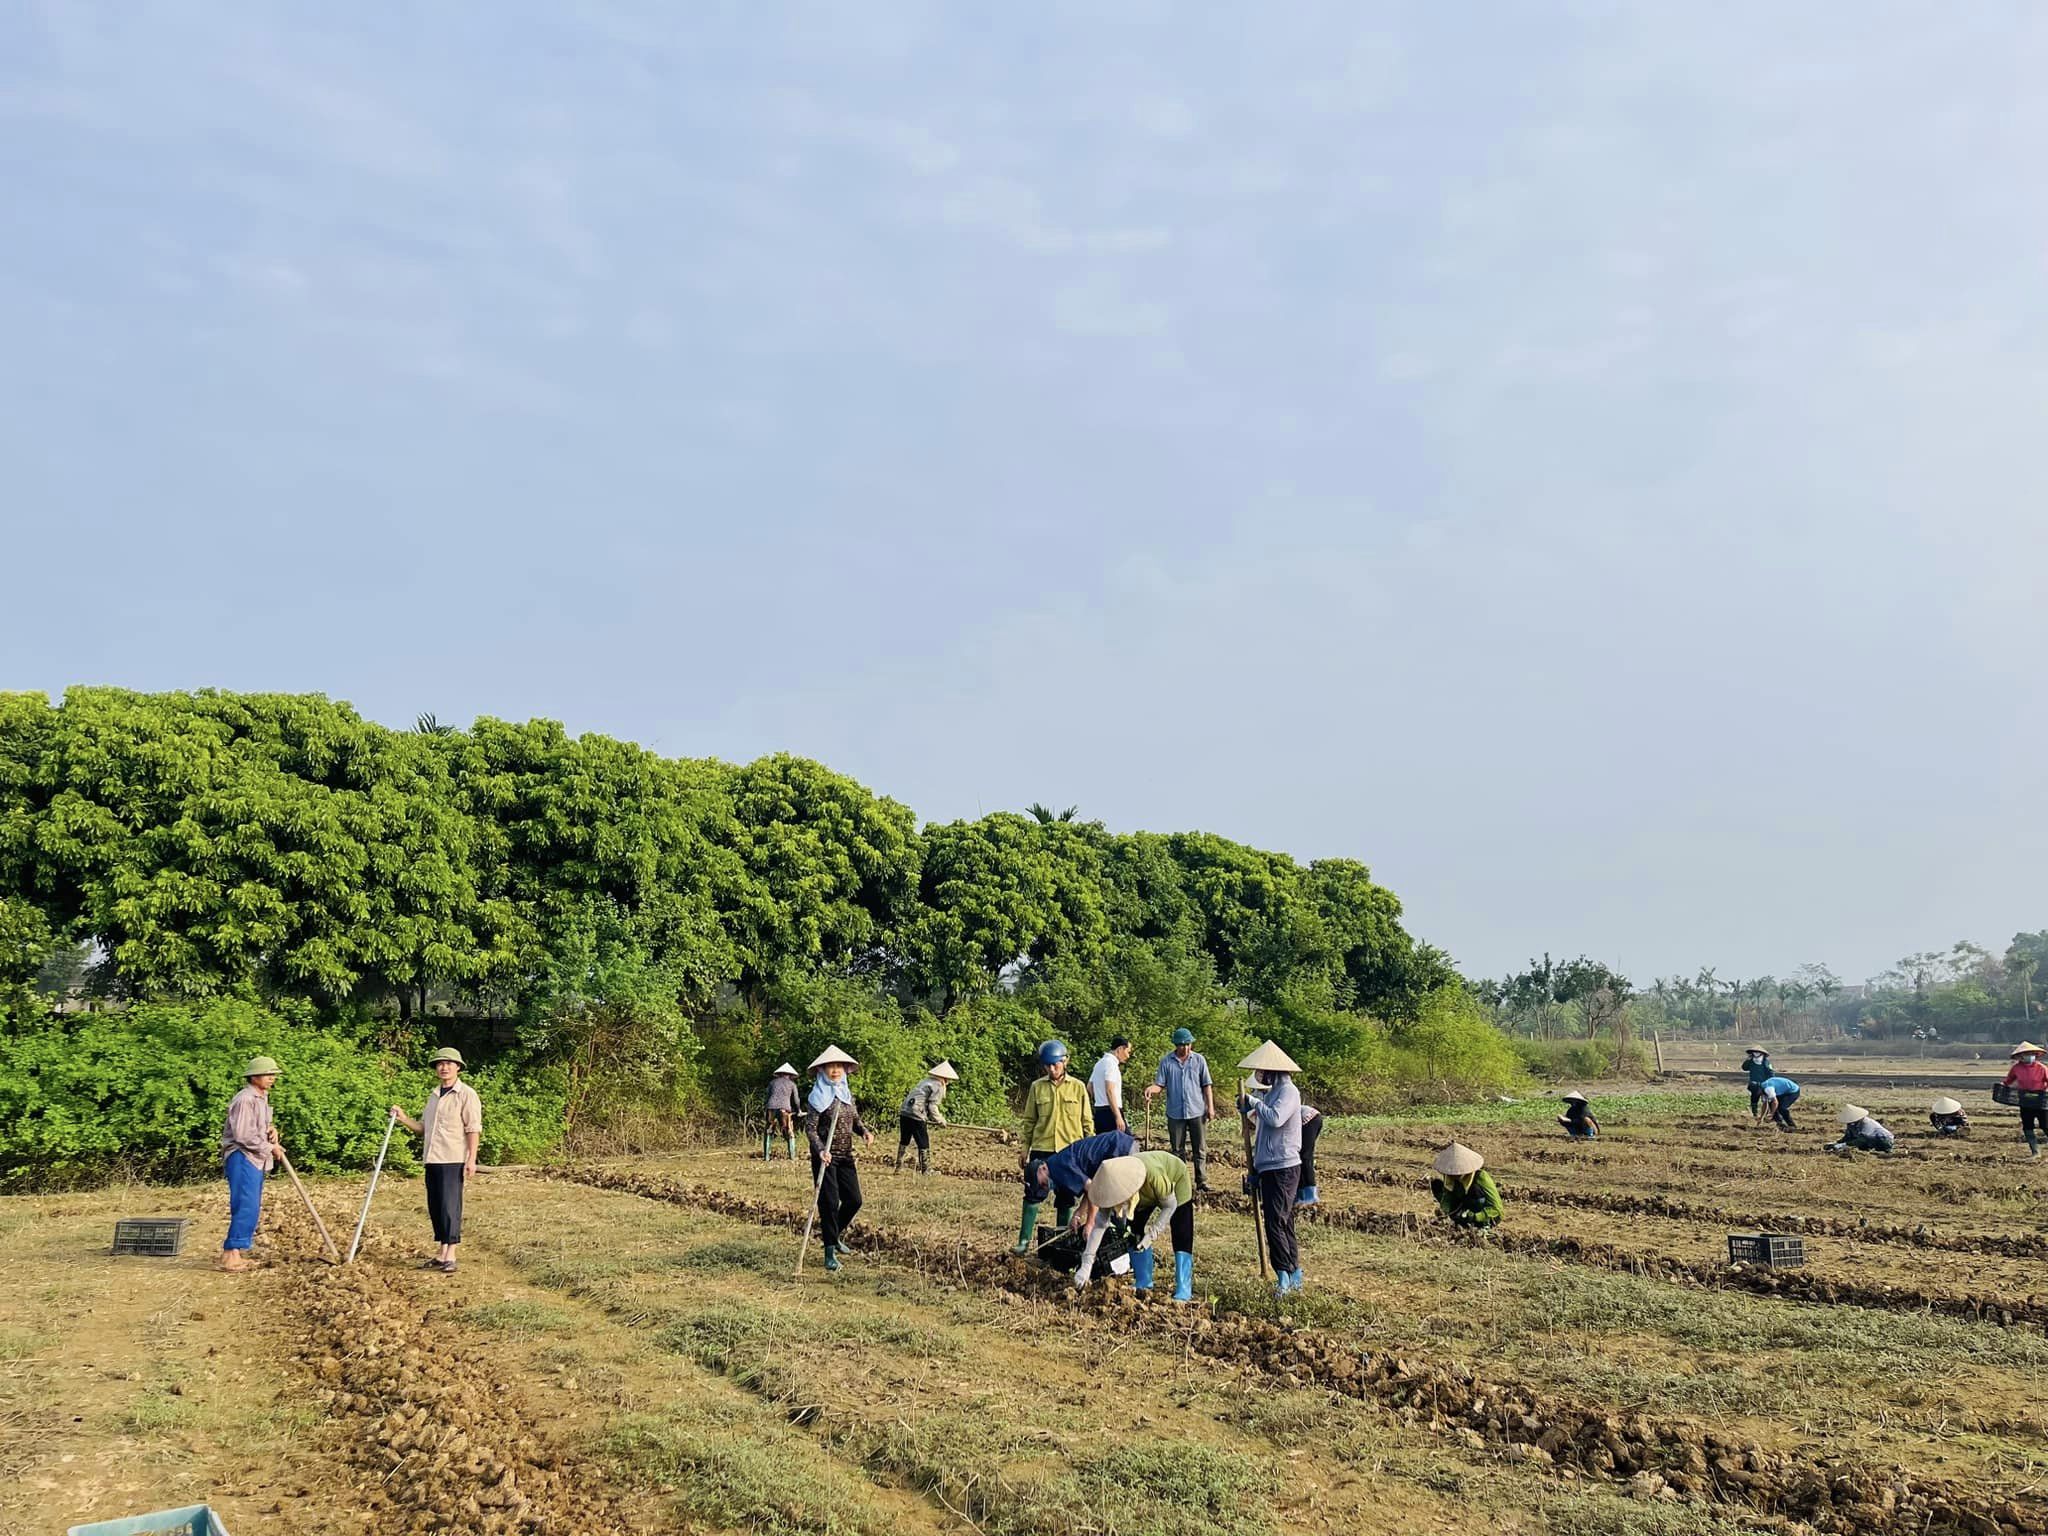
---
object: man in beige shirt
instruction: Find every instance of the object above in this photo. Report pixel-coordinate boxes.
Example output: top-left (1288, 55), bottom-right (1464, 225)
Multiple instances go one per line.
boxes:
top-left (391, 1047), bottom-right (481, 1274)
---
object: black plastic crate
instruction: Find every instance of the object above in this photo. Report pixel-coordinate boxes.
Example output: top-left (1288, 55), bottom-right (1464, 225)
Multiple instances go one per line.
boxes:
top-left (1726, 1232), bottom-right (1804, 1269)
top-left (111, 1217), bottom-right (189, 1258)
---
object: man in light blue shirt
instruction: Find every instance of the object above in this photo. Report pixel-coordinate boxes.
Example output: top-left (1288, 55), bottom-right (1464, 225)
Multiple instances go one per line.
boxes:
top-left (1143, 1028), bottom-right (1216, 1191)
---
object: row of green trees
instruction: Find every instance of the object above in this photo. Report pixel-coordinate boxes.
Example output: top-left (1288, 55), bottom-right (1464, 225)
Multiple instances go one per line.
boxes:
top-left (1, 688), bottom-right (1512, 1179)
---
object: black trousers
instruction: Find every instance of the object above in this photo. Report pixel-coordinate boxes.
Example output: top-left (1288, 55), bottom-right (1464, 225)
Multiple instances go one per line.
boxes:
top-left (2019, 1093), bottom-right (2047, 1153)
top-left (1257, 1166), bottom-right (1301, 1274)
top-left (1298, 1116), bottom-right (1322, 1191)
top-left (897, 1115), bottom-right (929, 1154)
top-left (1092, 1104), bottom-right (1120, 1134)
top-left (1771, 1092), bottom-right (1799, 1130)
top-left (1134, 1199), bottom-right (1196, 1255)
top-left (811, 1155), bottom-right (863, 1248)
top-left (1748, 1084), bottom-right (1764, 1115)
top-left (425, 1162), bottom-right (465, 1245)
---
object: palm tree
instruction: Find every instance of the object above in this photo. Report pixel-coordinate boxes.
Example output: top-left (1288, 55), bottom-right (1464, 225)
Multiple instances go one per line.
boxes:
top-left (1025, 802), bottom-right (1078, 824)
top-left (415, 712), bottom-right (455, 737)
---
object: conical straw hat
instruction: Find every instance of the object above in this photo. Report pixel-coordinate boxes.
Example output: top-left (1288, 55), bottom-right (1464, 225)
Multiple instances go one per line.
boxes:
top-left (1085, 1155), bottom-right (1147, 1210)
top-left (807, 1044), bottom-right (858, 1070)
top-left (928, 1061), bottom-right (959, 1081)
top-left (1433, 1142), bottom-right (1484, 1177)
top-left (1562, 1090), bottom-right (1587, 1103)
top-left (2011, 1042), bottom-right (2045, 1057)
top-left (1836, 1104), bottom-right (1868, 1125)
top-left (1238, 1040), bottom-right (1301, 1074)
top-left (771, 1063), bottom-right (797, 1077)
top-left (1930, 1096), bottom-right (1962, 1115)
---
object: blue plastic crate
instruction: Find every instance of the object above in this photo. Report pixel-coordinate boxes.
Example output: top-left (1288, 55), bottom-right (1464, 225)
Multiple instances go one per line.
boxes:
top-left (68, 1504), bottom-right (229, 1536)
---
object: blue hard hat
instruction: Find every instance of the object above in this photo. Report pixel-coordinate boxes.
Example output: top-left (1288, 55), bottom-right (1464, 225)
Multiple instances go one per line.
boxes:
top-left (1036, 1040), bottom-right (1069, 1067)
top-left (1171, 1028), bottom-right (1195, 1047)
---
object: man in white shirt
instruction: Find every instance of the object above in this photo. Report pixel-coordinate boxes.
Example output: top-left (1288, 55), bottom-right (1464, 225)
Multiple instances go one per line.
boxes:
top-left (1088, 1037), bottom-right (1132, 1134)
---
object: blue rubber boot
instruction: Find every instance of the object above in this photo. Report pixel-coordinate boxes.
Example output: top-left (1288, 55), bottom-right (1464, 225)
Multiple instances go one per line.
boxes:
top-left (1290, 1266), bottom-right (1305, 1292)
top-left (823, 1248), bottom-right (840, 1273)
top-left (1130, 1249), bottom-right (1156, 1294)
top-left (1172, 1251), bottom-right (1194, 1303)
top-left (1297, 1186), bottom-right (1319, 1206)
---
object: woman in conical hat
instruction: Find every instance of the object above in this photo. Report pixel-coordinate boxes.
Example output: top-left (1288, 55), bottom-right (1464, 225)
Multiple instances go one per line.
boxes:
top-left (764, 1062), bottom-right (801, 1162)
top-left (1555, 1089), bottom-right (1599, 1140)
top-left (1429, 1143), bottom-right (1504, 1229)
top-left (1071, 1149), bottom-right (1201, 1302)
top-left (804, 1046), bottom-right (874, 1271)
top-left (896, 1061), bottom-right (959, 1175)
top-left (1927, 1095), bottom-right (1969, 1137)
top-left (2004, 1044), bottom-right (2048, 1157)
top-left (1829, 1103), bottom-right (1894, 1155)
top-left (1237, 1040), bottom-right (1307, 1296)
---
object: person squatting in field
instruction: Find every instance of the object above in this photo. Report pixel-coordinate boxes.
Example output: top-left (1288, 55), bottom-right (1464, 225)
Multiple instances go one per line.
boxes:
top-left (2002, 1043), bottom-right (2048, 1156)
top-left (1071, 1151), bottom-right (1198, 1302)
top-left (1744, 1048), bottom-right (1775, 1118)
top-left (764, 1063), bottom-right (800, 1160)
top-left (1239, 1041), bottom-right (1307, 1296)
top-left (1758, 1075), bottom-right (1801, 1131)
top-left (389, 1048), bottom-right (481, 1275)
top-left (219, 1055), bottom-right (284, 1272)
top-left (1828, 1104), bottom-right (1895, 1154)
top-left (896, 1060), bottom-right (958, 1174)
top-left (1015, 1040), bottom-right (1093, 1251)
top-left (1431, 1142), bottom-right (1505, 1228)
top-left (1927, 1096), bottom-right (1969, 1136)
top-left (1145, 1028), bottom-right (1217, 1193)
top-left (805, 1045), bottom-right (874, 1273)
top-left (1557, 1090), bottom-right (1599, 1139)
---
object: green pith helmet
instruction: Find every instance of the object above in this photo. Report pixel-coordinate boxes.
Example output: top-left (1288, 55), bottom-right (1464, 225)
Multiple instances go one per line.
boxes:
top-left (241, 1056), bottom-right (283, 1079)
top-left (428, 1047), bottom-right (466, 1067)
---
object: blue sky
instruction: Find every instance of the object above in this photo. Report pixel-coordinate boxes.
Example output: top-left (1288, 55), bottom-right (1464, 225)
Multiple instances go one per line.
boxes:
top-left (6, 3), bottom-right (2048, 984)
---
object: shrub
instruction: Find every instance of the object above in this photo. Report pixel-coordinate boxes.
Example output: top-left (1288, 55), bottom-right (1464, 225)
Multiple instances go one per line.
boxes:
top-left (1510, 1037), bottom-right (1657, 1083)
top-left (0, 1001), bottom-right (567, 1187)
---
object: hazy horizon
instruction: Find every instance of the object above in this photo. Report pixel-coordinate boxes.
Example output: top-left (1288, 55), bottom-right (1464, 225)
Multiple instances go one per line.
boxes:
top-left (7, 5), bottom-right (2047, 985)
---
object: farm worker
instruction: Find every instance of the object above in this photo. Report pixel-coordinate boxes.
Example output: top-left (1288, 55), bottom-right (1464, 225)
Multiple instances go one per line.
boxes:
top-left (219, 1055), bottom-right (284, 1273)
top-left (1556, 1090), bottom-right (1600, 1139)
top-left (804, 1045), bottom-right (874, 1273)
top-left (1430, 1143), bottom-right (1504, 1229)
top-left (1927, 1096), bottom-right (1969, 1136)
top-left (1032, 1129), bottom-right (1138, 1225)
top-left (1238, 1041), bottom-right (1306, 1295)
top-left (1296, 1101), bottom-right (1323, 1206)
top-left (1014, 1040), bottom-right (1092, 1252)
top-left (1145, 1028), bottom-right (1217, 1192)
top-left (2001, 1043), bottom-right (2048, 1156)
top-left (764, 1063), bottom-right (801, 1161)
top-left (1073, 1152), bottom-right (1198, 1301)
top-left (1758, 1075), bottom-right (1801, 1132)
top-left (896, 1061), bottom-right (957, 1174)
top-left (1743, 1049), bottom-right (1775, 1119)
top-left (390, 1047), bottom-right (481, 1275)
top-left (1829, 1104), bottom-right (1894, 1154)
top-left (1088, 1037), bottom-right (1133, 1134)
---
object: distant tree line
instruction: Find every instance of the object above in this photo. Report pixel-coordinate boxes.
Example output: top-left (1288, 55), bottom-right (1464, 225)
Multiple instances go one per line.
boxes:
top-left (1477, 937), bottom-right (2048, 1045)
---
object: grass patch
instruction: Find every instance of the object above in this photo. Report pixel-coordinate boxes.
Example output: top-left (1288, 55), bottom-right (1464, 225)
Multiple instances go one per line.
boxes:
top-left (606, 1410), bottom-right (899, 1536)
top-left (0, 1328), bottom-right (51, 1361)
top-left (122, 1386), bottom-right (192, 1434)
top-left (1326, 1091), bottom-right (1748, 1131)
top-left (458, 1300), bottom-right (577, 1337)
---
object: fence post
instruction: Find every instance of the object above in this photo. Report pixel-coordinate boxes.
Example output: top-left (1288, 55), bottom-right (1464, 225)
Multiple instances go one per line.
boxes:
top-left (1653, 1031), bottom-right (1665, 1072)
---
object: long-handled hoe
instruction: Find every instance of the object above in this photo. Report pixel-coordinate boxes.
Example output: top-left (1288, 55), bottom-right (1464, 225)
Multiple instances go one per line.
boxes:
top-left (277, 1147), bottom-right (340, 1263)
top-left (1238, 1077), bottom-right (1272, 1282)
top-left (346, 1110), bottom-right (398, 1264)
top-left (795, 1102), bottom-right (844, 1277)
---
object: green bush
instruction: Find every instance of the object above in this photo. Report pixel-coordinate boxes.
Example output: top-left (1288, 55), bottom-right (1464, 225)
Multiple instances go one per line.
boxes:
top-left (0, 1001), bottom-right (567, 1187)
top-left (1510, 1037), bottom-right (1657, 1084)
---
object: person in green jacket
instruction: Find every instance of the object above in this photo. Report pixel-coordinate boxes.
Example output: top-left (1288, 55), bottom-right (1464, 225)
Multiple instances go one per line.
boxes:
top-left (1430, 1143), bottom-right (1504, 1229)
top-left (1014, 1040), bottom-right (1092, 1252)
top-left (1071, 1150), bottom-right (1198, 1301)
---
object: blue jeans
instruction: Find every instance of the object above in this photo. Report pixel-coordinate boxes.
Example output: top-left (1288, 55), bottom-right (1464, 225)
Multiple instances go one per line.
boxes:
top-left (224, 1152), bottom-right (265, 1251)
